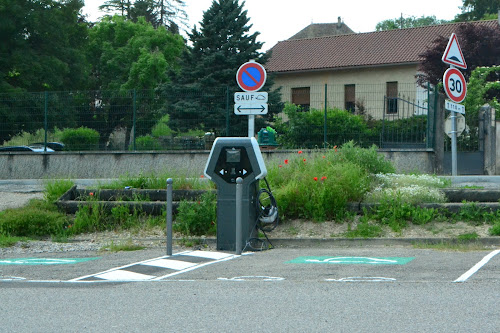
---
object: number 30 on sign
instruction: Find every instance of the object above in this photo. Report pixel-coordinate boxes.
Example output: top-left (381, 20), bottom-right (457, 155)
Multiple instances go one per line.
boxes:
top-left (443, 67), bottom-right (467, 103)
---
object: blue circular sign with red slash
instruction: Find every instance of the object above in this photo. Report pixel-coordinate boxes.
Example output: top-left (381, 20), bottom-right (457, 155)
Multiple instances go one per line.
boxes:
top-left (236, 60), bottom-right (267, 92)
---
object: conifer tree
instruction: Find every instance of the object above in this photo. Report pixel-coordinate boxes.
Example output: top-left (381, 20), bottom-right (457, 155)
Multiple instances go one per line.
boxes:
top-left (163, 0), bottom-right (281, 136)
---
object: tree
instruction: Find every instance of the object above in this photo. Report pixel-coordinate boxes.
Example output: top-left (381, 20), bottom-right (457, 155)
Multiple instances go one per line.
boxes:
top-left (0, 0), bottom-right (89, 92)
top-left (0, 0), bottom-right (90, 144)
top-left (376, 15), bottom-right (449, 31)
top-left (99, 0), bottom-right (187, 32)
top-left (85, 16), bottom-right (185, 147)
top-left (416, 23), bottom-right (500, 87)
top-left (162, 0), bottom-right (281, 136)
top-left (99, 0), bottom-right (132, 18)
top-left (455, 0), bottom-right (500, 21)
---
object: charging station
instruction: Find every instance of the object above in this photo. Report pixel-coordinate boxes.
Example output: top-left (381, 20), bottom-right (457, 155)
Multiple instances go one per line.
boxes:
top-left (204, 137), bottom-right (267, 251)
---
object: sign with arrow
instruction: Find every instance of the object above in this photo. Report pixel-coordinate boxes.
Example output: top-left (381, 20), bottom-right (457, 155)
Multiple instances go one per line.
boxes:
top-left (234, 103), bottom-right (268, 115)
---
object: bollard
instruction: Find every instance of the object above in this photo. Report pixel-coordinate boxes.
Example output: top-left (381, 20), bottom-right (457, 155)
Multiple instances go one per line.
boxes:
top-left (166, 178), bottom-right (173, 256)
top-left (235, 177), bottom-right (243, 255)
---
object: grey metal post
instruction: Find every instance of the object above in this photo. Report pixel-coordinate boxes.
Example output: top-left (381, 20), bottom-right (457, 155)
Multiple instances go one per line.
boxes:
top-left (451, 111), bottom-right (458, 175)
top-left (166, 178), bottom-right (173, 256)
top-left (235, 177), bottom-right (243, 255)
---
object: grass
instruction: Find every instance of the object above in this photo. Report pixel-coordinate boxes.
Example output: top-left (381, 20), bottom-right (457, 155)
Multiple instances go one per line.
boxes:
top-left (0, 235), bottom-right (27, 248)
top-left (100, 239), bottom-right (146, 252)
top-left (100, 171), bottom-right (214, 190)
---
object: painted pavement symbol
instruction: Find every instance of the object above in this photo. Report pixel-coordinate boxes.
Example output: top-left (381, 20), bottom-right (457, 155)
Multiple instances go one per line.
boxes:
top-left (0, 258), bottom-right (100, 265)
top-left (325, 277), bottom-right (397, 282)
top-left (286, 256), bottom-right (414, 265)
top-left (71, 250), bottom-right (240, 282)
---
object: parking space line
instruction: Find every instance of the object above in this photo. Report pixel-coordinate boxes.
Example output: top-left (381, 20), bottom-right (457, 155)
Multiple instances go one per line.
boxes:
top-left (454, 249), bottom-right (500, 283)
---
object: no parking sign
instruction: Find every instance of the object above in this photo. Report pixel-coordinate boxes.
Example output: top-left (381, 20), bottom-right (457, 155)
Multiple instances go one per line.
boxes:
top-left (236, 60), bottom-right (267, 92)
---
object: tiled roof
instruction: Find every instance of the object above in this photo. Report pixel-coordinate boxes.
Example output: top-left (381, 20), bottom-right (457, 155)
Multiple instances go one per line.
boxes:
top-left (288, 22), bottom-right (355, 40)
top-left (266, 20), bottom-right (499, 73)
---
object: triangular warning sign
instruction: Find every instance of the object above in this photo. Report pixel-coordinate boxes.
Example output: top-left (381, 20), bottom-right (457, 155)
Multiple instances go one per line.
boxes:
top-left (442, 33), bottom-right (467, 69)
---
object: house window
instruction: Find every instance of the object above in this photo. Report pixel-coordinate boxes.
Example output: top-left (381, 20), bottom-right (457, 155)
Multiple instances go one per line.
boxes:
top-left (344, 84), bottom-right (355, 113)
top-left (386, 81), bottom-right (398, 114)
top-left (291, 87), bottom-right (310, 111)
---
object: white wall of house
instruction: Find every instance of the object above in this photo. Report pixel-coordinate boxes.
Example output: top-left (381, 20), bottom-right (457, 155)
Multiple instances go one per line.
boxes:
top-left (272, 64), bottom-right (429, 119)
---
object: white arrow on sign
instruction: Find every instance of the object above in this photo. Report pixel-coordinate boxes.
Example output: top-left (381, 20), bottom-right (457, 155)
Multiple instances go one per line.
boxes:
top-left (234, 103), bottom-right (268, 115)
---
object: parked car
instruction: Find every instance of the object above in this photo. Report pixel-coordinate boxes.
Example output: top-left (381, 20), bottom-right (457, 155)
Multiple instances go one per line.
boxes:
top-left (29, 142), bottom-right (64, 151)
top-left (0, 145), bottom-right (55, 152)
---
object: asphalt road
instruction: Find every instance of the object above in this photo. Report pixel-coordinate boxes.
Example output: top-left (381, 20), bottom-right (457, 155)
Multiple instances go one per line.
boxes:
top-left (1, 246), bottom-right (499, 332)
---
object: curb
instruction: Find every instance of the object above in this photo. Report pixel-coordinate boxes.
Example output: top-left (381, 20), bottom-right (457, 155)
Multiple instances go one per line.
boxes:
top-left (66, 237), bottom-right (500, 248)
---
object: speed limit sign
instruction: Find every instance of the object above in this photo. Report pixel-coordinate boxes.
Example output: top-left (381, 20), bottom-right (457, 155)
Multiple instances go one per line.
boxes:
top-left (443, 67), bottom-right (467, 103)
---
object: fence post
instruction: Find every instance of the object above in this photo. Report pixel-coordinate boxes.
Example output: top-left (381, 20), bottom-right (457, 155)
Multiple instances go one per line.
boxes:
top-left (324, 84), bottom-right (327, 148)
top-left (44, 91), bottom-right (48, 152)
top-left (226, 86), bottom-right (230, 136)
top-left (132, 89), bottom-right (137, 151)
top-left (166, 178), bottom-right (173, 256)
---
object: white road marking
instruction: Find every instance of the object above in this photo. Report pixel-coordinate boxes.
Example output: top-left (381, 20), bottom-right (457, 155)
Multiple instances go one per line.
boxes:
top-left (95, 270), bottom-right (156, 281)
top-left (325, 277), bottom-right (396, 282)
top-left (454, 249), bottom-right (500, 283)
top-left (152, 253), bottom-right (240, 280)
top-left (183, 250), bottom-right (234, 260)
top-left (217, 276), bottom-right (285, 281)
top-left (143, 259), bottom-right (197, 270)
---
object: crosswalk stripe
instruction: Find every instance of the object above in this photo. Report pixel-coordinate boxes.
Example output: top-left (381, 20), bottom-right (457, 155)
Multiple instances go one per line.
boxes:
top-left (70, 250), bottom-right (240, 282)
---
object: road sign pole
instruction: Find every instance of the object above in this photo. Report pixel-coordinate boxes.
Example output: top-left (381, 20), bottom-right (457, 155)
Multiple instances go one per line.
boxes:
top-left (451, 111), bottom-right (458, 176)
top-left (248, 115), bottom-right (255, 138)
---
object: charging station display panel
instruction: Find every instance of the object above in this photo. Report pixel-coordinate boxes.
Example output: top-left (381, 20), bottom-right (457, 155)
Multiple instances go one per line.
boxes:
top-left (204, 137), bottom-right (267, 183)
top-left (214, 147), bottom-right (253, 183)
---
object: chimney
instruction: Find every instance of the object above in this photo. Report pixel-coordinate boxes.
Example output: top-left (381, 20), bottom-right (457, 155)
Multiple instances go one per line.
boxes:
top-left (338, 16), bottom-right (342, 27)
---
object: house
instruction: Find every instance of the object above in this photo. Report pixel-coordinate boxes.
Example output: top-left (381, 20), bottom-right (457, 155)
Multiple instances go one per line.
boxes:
top-left (266, 20), bottom-right (499, 119)
top-left (288, 17), bottom-right (355, 40)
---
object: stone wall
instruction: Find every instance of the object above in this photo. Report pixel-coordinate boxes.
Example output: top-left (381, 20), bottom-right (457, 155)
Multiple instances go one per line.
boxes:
top-left (0, 149), bottom-right (435, 179)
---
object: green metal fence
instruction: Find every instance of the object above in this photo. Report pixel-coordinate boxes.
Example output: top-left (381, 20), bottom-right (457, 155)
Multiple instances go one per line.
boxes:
top-left (0, 83), bottom-right (434, 151)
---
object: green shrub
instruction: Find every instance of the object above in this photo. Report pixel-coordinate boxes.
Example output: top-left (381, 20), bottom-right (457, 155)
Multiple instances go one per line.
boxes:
top-left (174, 192), bottom-right (216, 236)
top-left (60, 127), bottom-right (99, 151)
top-left (334, 141), bottom-right (395, 174)
top-left (44, 179), bottom-right (74, 203)
top-left (0, 206), bottom-right (68, 237)
top-left (151, 115), bottom-right (173, 137)
top-left (71, 202), bottom-right (108, 234)
top-left (275, 104), bottom-right (374, 148)
top-left (489, 223), bottom-right (500, 236)
top-left (268, 146), bottom-right (373, 221)
top-left (134, 135), bottom-right (162, 150)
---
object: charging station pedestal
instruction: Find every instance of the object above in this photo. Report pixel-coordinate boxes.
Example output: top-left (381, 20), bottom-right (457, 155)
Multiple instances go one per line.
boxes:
top-left (204, 137), bottom-right (267, 251)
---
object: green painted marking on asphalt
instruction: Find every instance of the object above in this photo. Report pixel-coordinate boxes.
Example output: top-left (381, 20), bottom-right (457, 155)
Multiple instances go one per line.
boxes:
top-left (0, 258), bottom-right (100, 265)
top-left (286, 256), bottom-right (414, 265)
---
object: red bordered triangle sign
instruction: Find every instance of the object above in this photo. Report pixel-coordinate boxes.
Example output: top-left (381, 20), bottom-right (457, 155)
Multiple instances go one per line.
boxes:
top-left (442, 33), bottom-right (467, 69)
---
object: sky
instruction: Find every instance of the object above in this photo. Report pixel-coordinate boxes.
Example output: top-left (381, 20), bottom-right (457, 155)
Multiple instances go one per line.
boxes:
top-left (82, 0), bottom-right (465, 50)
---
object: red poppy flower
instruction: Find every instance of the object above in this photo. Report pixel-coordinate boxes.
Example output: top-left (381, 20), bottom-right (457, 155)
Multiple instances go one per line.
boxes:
top-left (298, 150), bottom-right (303, 154)
top-left (303, 159), bottom-right (306, 162)
top-left (284, 159), bottom-right (289, 164)
top-left (279, 165), bottom-right (283, 168)
top-left (321, 176), bottom-right (327, 181)
top-left (313, 177), bottom-right (318, 181)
